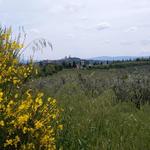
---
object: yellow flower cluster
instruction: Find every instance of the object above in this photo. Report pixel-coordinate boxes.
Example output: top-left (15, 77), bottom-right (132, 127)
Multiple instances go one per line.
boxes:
top-left (0, 27), bottom-right (62, 149)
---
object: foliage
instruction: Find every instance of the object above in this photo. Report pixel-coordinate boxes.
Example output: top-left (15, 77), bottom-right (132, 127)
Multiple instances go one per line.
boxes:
top-left (35, 63), bottom-right (63, 77)
top-left (113, 73), bottom-right (150, 109)
top-left (0, 27), bottom-right (62, 150)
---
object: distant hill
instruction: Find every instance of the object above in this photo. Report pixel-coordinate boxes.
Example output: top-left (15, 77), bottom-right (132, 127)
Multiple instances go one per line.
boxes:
top-left (35, 56), bottom-right (150, 65)
top-left (88, 56), bottom-right (141, 61)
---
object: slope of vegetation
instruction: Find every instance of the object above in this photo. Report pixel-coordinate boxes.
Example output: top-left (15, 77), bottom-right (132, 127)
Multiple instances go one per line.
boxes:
top-left (29, 66), bottom-right (150, 150)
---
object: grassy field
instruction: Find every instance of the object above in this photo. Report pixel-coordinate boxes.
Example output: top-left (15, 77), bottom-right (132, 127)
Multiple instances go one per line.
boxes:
top-left (29, 65), bottom-right (150, 150)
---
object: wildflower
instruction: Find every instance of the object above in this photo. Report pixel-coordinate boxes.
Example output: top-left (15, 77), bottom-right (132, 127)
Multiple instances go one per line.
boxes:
top-left (18, 100), bottom-right (31, 111)
top-left (0, 120), bottom-right (4, 126)
top-left (52, 114), bottom-right (57, 119)
top-left (41, 135), bottom-right (55, 145)
top-left (13, 77), bottom-right (20, 85)
top-left (23, 127), bottom-right (28, 134)
top-left (18, 114), bottom-right (29, 124)
top-left (0, 92), bottom-right (3, 102)
top-left (58, 124), bottom-right (63, 130)
top-left (35, 97), bottom-right (43, 106)
top-left (15, 94), bottom-right (18, 98)
top-left (14, 136), bottom-right (20, 147)
top-left (52, 99), bottom-right (56, 105)
top-left (4, 139), bottom-right (13, 147)
top-left (0, 92), bottom-right (3, 97)
top-left (35, 120), bottom-right (43, 129)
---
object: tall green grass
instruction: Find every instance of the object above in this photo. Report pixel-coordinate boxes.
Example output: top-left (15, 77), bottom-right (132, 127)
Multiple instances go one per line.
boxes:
top-left (29, 66), bottom-right (150, 150)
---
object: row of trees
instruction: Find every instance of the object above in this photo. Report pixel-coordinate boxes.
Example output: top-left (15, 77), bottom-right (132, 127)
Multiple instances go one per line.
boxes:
top-left (35, 63), bottom-right (63, 77)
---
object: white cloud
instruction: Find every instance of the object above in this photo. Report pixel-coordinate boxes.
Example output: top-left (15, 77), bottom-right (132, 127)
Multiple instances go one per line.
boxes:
top-left (49, 5), bottom-right (64, 14)
top-left (79, 16), bottom-right (88, 21)
top-left (0, 0), bottom-right (3, 5)
top-left (139, 23), bottom-right (150, 28)
top-left (64, 2), bottom-right (85, 13)
top-left (1, 0), bottom-right (150, 59)
top-left (141, 39), bottom-right (150, 45)
top-left (29, 28), bottom-right (40, 34)
top-left (139, 50), bottom-right (150, 56)
top-left (96, 22), bottom-right (111, 31)
top-left (48, 1), bottom-right (85, 14)
top-left (125, 26), bottom-right (138, 32)
top-left (103, 40), bottom-right (111, 44)
top-left (120, 41), bottom-right (135, 46)
top-left (66, 34), bottom-right (74, 39)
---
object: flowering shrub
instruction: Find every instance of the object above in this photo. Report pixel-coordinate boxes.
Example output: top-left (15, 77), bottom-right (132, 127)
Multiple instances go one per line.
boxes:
top-left (0, 27), bottom-right (62, 149)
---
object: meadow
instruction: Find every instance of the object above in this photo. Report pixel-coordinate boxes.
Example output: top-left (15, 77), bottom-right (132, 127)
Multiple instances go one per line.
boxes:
top-left (1, 27), bottom-right (150, 150)
top-left (29, 65), bottom-right (150, 150)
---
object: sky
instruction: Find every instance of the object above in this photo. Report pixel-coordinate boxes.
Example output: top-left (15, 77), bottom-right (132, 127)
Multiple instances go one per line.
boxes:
top-left (0, 0), bottom-right (150, 60)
